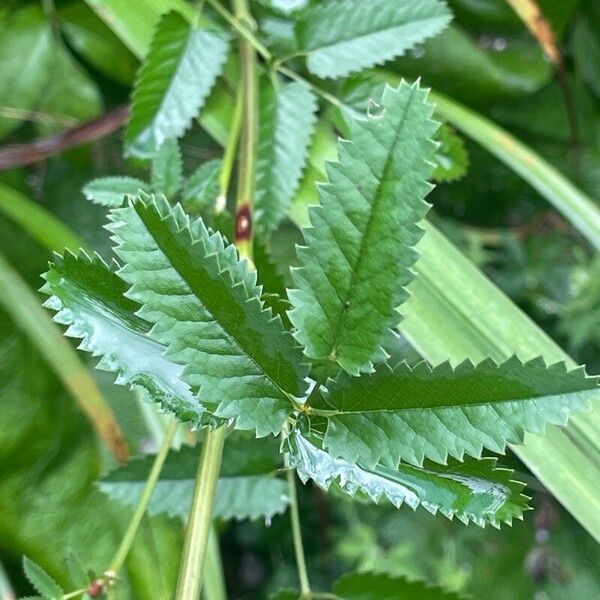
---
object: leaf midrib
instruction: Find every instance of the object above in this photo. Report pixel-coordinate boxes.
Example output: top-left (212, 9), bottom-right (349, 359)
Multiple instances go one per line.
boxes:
top-left (326, 84), bottom-right (418, 362)
top-left (136, 204), bottom-right (298, 405)
top-left (317, 388), bottom-right (594, 416)
top-left (153, 25), bottom-right (195, 133)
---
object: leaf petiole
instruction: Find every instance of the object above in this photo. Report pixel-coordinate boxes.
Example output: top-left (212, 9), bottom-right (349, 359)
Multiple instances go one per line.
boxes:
top-left (205, 0), bottom-right (271, 61)
top-left (108, 420), bottom-right (178, 574)
top-left (285, 460), bottom-right (311, 598)
top-left (174, 425), bottom-right (227, 599)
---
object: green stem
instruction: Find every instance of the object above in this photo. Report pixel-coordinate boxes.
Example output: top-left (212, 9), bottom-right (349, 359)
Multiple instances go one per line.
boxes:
top-left (217, 83), bottom-right (244, 208)
top-left (232, 0), bottom-right (259, 261)
top-left (176, 1), bottom-right (259, 595)
top-left (108, 420), bottom-right (178, 574)
top-left (202, 526), bottom-right (227, 600)
top-left (205, 0), bottom-right (271, 61)
top-left (174, 425), bottom-right (227, 600)
top-left (62, 589), bottom-right (87, 600)
top-left (286, 465), bottom-right (310, 597)
top-left (277, 66), bottom-right (344, 109)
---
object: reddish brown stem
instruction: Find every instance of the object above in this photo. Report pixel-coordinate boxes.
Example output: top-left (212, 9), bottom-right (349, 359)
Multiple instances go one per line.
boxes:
top-left (0, 105), bottom-right (128, 170)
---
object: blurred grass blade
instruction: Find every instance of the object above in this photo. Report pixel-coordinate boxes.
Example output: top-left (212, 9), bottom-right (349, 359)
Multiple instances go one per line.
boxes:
top-left (429, 89), bottom-right (600, 250)
top-left (0, 246), bottom-right (127, 463)
top-left (0, 182), bottom-right (87, 253)
top-left (505, 0), bottom-right (561, 66)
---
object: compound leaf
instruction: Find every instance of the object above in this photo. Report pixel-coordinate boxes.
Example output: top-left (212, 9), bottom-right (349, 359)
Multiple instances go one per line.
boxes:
top-left (296, 0), bottom-right (452, 79)
top-left (311, 357), bottom-right (599, 468)
top-left (334, 571), bottom-right (464, 599)
top-left (126, 11), bottom-right (229, 158)
top-left (101, 436), bottom-right (288, 522)
top-left (82, 176), bottom-right (148, 207)
top-left (287, 430), bottom-right (528, 528)
top-left (22, 557), bottom-right (63, 600)
top-left (255, 80), bottom-right (317, 234)
top-left (288, 80), bottom-right (438, 374)
top-left (108, 194), bottom-right (308, 435)
top-left (41, 251), bottom-right (203, 424)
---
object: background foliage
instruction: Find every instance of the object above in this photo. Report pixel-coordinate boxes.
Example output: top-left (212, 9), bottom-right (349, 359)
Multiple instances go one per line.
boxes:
top-left (0, 0), bottom-right (599, 598)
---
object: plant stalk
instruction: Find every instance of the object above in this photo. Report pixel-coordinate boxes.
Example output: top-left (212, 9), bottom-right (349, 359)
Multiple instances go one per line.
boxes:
top-left (175, 0), bottom-right (259, 593)
top-left (206, 0), bottom-right (271, 61)
top-left (286, 465), bottom-right (311, 597)
top-left (108, 420), bottom-right (178, 575)
top-left (202, 526), bottom-right (227, 600)
top-left (232, 0), bottom-right (259, 260)
top-left (217, 83), bottom-right (244, 209)
top-left (174, 425), bottom-right (227, 599)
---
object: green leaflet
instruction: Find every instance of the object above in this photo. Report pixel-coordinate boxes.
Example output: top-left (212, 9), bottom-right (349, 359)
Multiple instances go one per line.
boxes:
top-left (288, 80), bottom-right (438, 374)
top-left (108, 194), bottom-right (308, 435)
top-left (333, 572), bottom-right (464, 599)
top-left (286, 430), bottom-right (528, 528)
top-left (101, 438), bottom-right (288, 522)
top-left (83, 176), bottom-right (148, 207)
top-left (311, 357), bottom-right (599, 468)
top-left (41, 251), bottom-right (203, 424)
top-left (151, 138), bottom-right (183, 197)
top-left (182, 158), bottom-right (221, 212)
top-left (126, 11), bottom-right (229, 158)
top-left (340, 78), bottom-right (468, 183)
top-left (293, 86), bottom-right (600, 543)
top-left (296, 0), bottom-right (452, 79)
top-left (82, 0), bottom-right (196, 60)
top-left (254, 239), bottom-right (292, 326)
top-left (22, 557), bottom-right (63, 600)
top-left (255, 80), bottom-right (317, 234)
top-left (432, 124), bottom-right (469, 182)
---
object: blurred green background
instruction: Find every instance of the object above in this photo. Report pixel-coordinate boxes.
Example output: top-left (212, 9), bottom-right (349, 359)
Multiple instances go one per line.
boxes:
top-left (0, 0), bottom-right (599, 598)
